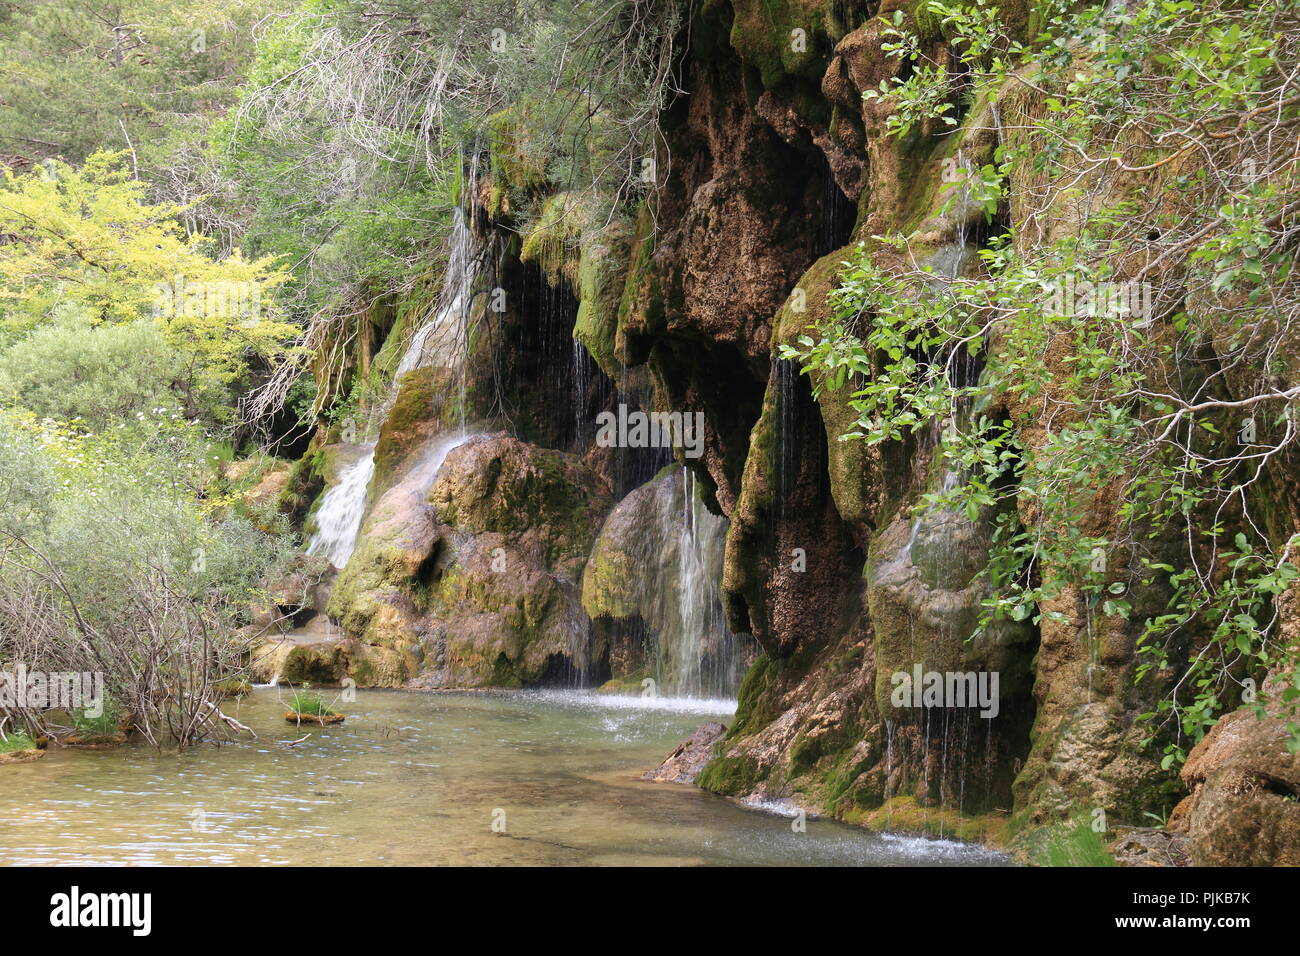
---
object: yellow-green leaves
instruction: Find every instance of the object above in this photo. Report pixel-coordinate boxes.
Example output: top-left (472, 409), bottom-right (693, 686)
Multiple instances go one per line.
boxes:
top-left (0, 152), bottom-right (298, 387)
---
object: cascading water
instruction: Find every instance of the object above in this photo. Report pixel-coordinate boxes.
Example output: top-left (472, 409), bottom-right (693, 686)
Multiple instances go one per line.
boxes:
top-left (650, 467), bottom-right (745, 699)
top-left (306, 447), bottom-right (376, 569)
top-left (396, 206), bottom-right (476, 379)
top-left (305, 182), bottom-right (483, 572)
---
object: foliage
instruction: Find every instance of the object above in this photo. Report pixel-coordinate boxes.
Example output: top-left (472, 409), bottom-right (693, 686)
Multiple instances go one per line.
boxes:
top-left (783, 0), bottom-right (1300, 764)
top-left (0, 0), bottom-right (286, 187)
top-left (0, 153), bottom-right (298, 416)
top-left (72, 698), bottom-right (122, 740)
top-left (213, 0), bottom-right (679, 426)
top-left (0, 729), bottom-right (36, 754)
top-left (0, 317), bottom-right (190, 429)
top-left (286, 689), bottom-right (336, 717)
top-left (0, 411), bottom-right (295, 746)
top-left (1028, 816), bottom-right (1117, 867)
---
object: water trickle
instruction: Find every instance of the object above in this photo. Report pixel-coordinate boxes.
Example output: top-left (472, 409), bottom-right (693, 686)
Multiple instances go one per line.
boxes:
top-left (638, 467), bottom-right (746, 699)
top-left (396, 207), bottom-right (477, 380)
top-left (307, 176), bottom-right (485, 570)
top-left (306, 447), bottom-right (376, 569)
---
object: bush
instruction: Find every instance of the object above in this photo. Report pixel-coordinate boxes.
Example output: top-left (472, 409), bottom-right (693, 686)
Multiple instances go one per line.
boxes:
top-left (0, 413), bottom-right (295, 747)
top-left (0, 316), bottom-right (193, 429)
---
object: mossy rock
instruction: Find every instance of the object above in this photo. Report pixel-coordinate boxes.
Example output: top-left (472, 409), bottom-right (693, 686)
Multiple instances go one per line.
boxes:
top-left (697, 753), bottom-right (763, 796)
top-left (597, 674), bottom-right (651, 695)
top-left (372, 366), bottom-right (461, 492)
top-left (429, 434), bottom-right (610, 569)
top-left (839, 795), bottom-right (1014, 847)
top-left (519, 192), bottom-right (588, 286)
top-left (728, 0), bottom-right (841, 88)
top-left (574, 219), bottom-right (632, 379)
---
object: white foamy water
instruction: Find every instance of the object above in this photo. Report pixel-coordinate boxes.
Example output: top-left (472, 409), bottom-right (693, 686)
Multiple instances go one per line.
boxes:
top-left (304, 201), bottom-right (482, 573)
top-left (396, 207), bottom-right (476, 377)
top-left (306, 447), bottom-right (376, 569)
top-left (525, 689), bottom-right (736, 716)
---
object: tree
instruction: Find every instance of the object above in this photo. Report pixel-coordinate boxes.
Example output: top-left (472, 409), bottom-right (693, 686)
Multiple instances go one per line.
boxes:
top-left (0, 152), bottom-right (298, 412)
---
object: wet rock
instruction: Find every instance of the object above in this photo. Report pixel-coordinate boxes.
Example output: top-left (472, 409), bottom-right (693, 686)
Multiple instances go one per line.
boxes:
top-left (583, 467), bottom-right (753, 696)
top-left (0, 748), bottom-right (45, 765)
top-left (418, 434), bottom-right (611, 686)
top-left (643, 722), bottom-right (728, 784)
top-left (250, 622), bottom-right (412, 688)
top-left (1180, 669), bottom-right (1300, 866)
top-left (330, 432), bottom-right (610, 688)
top-left (1109, 826), bottom-right (1191, 867)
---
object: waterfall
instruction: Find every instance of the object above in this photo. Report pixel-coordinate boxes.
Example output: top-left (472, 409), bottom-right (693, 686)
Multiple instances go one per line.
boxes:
top-left (404, 429), bottom-right (475, 492)
top-left (306, 448), bottom-right (376, 569)
top-left (651, 467), bottom-right (744, 699)
top-left (396, 207), bottom-right (476, 379)
top-left (306, 174), bottom-right (483, 572)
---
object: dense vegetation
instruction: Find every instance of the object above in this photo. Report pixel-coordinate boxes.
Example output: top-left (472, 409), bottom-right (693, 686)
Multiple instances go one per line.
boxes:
top-left (784, 0), bottom-right (1300, 763)
top-left (0, 0), bottom-right (678, 747)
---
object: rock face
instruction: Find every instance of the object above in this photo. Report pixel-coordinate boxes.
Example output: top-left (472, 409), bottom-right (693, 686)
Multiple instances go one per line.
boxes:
top-left (607, 0), bottom-right (1040, 825)
top-left (581, 0), bottom-right (1288, 857)
top-left (328, 432), bottom-right (611, 688)
top-left (1179, 667), bottom-right (1300, 866)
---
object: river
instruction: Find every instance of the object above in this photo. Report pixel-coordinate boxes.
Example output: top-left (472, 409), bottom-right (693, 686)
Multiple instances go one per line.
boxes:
top-left (0, 688), bottom-right (1010, 866)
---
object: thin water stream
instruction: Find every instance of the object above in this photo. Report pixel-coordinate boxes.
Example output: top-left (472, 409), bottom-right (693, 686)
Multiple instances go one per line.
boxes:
top-left (0, 689), bottom-right (1010, 866)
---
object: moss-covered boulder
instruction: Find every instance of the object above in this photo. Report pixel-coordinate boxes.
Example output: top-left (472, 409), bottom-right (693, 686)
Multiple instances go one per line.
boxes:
top-left (418, 433), bottom-right (612, 686)
top-left (1179, 665), bottom-right (1300, 866)
top-left (328, 431), bottom-right (611, 688)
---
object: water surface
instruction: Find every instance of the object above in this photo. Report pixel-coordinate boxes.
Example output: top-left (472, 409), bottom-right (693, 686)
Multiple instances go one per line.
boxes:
top-left (0, 689), bottom-right (1009, 866)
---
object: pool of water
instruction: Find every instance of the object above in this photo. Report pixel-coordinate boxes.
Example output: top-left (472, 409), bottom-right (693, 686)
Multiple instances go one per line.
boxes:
top-left (0, 688), bottom-right (1010, 866)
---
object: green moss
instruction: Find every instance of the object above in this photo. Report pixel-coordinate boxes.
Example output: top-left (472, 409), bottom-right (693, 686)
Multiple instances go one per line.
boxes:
top-left (728, 0), bottom-right (836, 88)
top-left (573, 220), bottom-right (632, 379)
top-left (821, 746), bottom-right (883, 809)
top-left (519, 192), bottom-right (587, 284)
top-left (726, 654), bottom-right (780, 738)
top-left (842, 795), bottom-right (1013, 846)
top-left (581, 545), bottom-right (639, 620)
top-left (278, 446), bottom-right (327, 526)
top-left (488, 106), bottom-right (549, 194)
top-left (597, 674), bottom-right (649, 695)
top-left (372, 366), bottom-right (459, 489)
top-left (697, 754), bottom-right (762, 795)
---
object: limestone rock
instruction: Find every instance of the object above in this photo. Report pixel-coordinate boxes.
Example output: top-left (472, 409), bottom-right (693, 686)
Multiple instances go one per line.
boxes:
top-left (643, 721), bottom-right (728, 784)
top-left (1180, 671), bottom-right (1300, 866)
top-left (329, 432), bottom-right (610, 688)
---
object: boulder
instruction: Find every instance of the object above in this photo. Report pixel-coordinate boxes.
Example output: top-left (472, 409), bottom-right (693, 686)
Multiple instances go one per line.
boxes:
top-left (643, 722), bottom-right (728, 784)
top-left (583, 466), bottom-right (751, 696)
top-left (330, 431), bottom-right (611, 687)
top-left (1180, 668), bottom-right (1300, 866)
